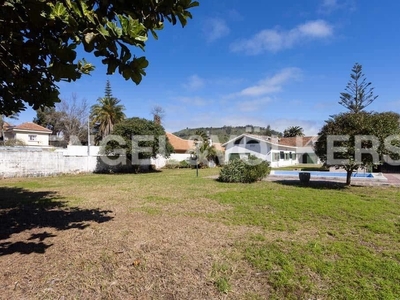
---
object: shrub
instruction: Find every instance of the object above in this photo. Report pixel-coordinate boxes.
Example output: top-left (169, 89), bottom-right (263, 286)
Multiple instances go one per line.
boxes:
top-left (164, 159), bottom-right (179, 169)
top-left (179, 160), bottom-right (190, 168)
top-left (3, 139), bottom-right (26, 146)
top-left (218, 156), bottom-right (270, 183)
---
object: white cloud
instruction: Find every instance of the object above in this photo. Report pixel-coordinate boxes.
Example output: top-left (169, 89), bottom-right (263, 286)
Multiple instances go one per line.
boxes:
top-left (236, 97), bottom-right (273, 112)
top-left (230, 20), bottom-right (333, 55)
top-left (184, 74), bottom-right (205, 90)
top-left (236, 68), bottom-right (302, 97)
top-left (297, 20), bottom-right (333, 37)
top-left (322, 0), bottom-right (338, 8)
top-left (318, 0), bottom-right (356, 14)
top-left (203, 18), bottom-right (230, 42)
top-left (227, 9), bottom-right (244, 21)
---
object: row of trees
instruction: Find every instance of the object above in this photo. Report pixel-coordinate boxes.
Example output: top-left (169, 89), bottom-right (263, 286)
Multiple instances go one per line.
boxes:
top-left (314, 63), bottom-right (400, 185)
top-left (33, 80), bottom-right (159, 146)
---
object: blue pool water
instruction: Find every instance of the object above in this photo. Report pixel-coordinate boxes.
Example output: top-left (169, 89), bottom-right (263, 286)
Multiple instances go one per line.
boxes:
top-left (273, 171), bottom-right (374, 178)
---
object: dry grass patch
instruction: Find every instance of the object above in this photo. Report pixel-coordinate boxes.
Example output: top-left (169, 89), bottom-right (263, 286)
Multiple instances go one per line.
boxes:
top-left (1, 170), bottom-right (269, 299)
top-left (1, 169), bottom-right (399, 299)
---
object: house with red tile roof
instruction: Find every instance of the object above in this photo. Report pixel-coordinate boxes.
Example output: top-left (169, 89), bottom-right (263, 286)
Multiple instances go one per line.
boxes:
top-left (222, 134), bottom-right (320, 168)
top-left (166, 132), bottom-right (195, 153)
top-left (148, 132), bottom-right (225, 169)
top-left (4, 122), bottom-right (52, 146)
top-left (166, 132), bottom-right (225, 154)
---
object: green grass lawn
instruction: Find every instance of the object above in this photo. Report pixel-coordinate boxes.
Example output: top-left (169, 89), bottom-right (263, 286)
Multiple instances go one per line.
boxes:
top-left (1, 168), bottom-right (399, 299)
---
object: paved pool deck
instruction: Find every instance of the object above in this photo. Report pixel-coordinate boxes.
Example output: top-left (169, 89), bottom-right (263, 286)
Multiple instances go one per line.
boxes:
top-left (265, 173), bottom-right (400, 187)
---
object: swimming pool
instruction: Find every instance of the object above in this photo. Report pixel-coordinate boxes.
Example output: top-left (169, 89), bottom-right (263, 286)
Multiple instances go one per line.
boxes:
top-left (272, 170), bottom-right (374, 178)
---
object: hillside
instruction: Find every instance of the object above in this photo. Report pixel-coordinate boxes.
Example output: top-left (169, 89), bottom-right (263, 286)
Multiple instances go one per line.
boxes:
top-left (173, 125), bottom-right (282, 144)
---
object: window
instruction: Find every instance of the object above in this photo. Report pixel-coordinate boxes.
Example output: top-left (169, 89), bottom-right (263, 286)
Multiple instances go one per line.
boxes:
top-left (273, 153), bottom-right (280, 161)
top-left (246, 139), bottom-right (260, 152)
top-left (247, 139), bottom-right (259, 145)
top-left (28, 135), bottom-right (37, 141)
top-left (280, 151), bottom-right (284, 160)
top-left (234, 137), bottom-right (244, 145)
top-left (285, 153), bottom-right (290, 160)
top-left (229, 153), bottom-right (239, 160)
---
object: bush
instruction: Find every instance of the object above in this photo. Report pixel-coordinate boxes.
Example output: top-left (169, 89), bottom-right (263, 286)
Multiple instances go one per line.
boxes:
top-left (164, 159), bottom-right (179, 169)
top-left (218, 156), bottom-right (270, 183)
top-left (3, 139), bottom-right (26, 146)
top-left (179, 160), bottom-right (190, 168)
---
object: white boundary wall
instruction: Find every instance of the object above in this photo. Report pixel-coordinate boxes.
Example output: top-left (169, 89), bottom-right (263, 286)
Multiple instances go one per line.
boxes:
top-left (0, 147), bottom-right (126, 178)
top-left (0, 146), bottom-right (195, 178)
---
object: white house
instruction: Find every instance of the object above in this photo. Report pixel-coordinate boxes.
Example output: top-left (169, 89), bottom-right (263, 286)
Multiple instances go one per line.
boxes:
top-left (4, 122), bottom-right (52, 146)
top-left (279, 136), bottom-right (321, 164)
top-left (150, 132), bottom-right (225, 169)
top-left (222, 134), bottom-right (298, 168)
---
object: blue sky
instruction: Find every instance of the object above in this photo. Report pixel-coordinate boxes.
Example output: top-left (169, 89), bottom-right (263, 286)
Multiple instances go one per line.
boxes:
top-left (14, 0), bottom-right (400, 135)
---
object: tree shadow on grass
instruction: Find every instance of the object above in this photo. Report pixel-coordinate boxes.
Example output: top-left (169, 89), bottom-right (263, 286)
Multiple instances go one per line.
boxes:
top-left (271, 179), bottom-right (348, 190)
top-left (0, 187), bottom-right (113, 256)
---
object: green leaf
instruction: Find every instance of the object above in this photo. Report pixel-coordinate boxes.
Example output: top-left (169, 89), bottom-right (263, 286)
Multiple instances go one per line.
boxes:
top-left (82, 39), bottom-right (95, 52)
top-left (65, 0), bottom-right (82, 17)
top-left (131, 71), bottom-right (142, 84)
top-left (150, 29), bottom-right (159, 40)
top-left (106, 21), bottom-right (123, 38)
top-left (78, 59), bottom-right (95, 74)
top-left (56, 45), bottom-right (77, 62)
top-left (188, 1), bottom-right (200, 8)
top-left (103, 58), bottom-right (119, 75)
top-left (50, 2), bottom-right (68, 22)
top-left (120, 66), bottom-right (132, 80)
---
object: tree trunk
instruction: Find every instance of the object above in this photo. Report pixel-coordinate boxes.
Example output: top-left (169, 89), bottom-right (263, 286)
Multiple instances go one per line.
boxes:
top-left (346, 170), bottom-right (352, 186)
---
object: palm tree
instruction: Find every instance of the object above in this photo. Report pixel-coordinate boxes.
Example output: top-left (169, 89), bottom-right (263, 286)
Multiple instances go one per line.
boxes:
top-left (283, 126), bottom-right (305, 137)
top-left (194, 130), bottom-right (218, 166)
top-left (90, 81), bottom-right (126, 141)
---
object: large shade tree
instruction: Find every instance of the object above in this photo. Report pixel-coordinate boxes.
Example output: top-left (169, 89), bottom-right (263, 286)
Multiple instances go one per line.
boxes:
top-left (339, 63), bottom-right (378, 113)
top-left (104, 117), bottom-right (174, 173)
top-left (0, 0), bottom-right (199, 115)
top-left (90, 80), bottom-right (125, 142)
top-left (314, 111), bottom-right (400, 185)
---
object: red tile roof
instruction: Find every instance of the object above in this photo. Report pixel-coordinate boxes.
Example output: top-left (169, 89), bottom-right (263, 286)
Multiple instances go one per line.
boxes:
top-left (212, 143), bottom-right (225, 152)
top-left (166, 132), bottom-right (225, 153)
top-left (166, 132), bottom-right (195, 152)
top-left (279, 136), bottom-right (316, 147)
top-left (9, 122), bottom-right (52, 133)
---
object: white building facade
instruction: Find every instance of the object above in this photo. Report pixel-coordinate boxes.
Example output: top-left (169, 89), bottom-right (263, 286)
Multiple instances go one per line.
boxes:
top-left (223, 134), bottom-right (298, 168)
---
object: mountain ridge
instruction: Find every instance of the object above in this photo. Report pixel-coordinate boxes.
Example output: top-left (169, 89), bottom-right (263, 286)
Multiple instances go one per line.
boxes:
top-left (173, 125), bottom-right (283, 144)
